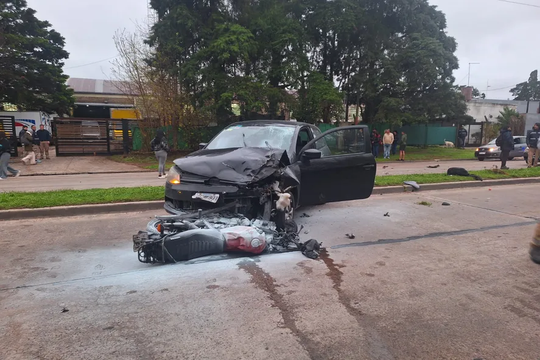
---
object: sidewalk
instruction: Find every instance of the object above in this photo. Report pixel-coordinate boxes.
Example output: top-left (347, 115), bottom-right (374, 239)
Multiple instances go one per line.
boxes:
top-left (0, 157), bottom-right (529, 193)
top-left (9, 147), bottom-right (147, 176)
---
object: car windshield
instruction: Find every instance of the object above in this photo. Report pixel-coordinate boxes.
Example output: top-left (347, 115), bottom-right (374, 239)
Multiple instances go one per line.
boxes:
top-left (206, 125), bottom-right (296, 151)
top-left (487, 139), bottom-right (497, 145)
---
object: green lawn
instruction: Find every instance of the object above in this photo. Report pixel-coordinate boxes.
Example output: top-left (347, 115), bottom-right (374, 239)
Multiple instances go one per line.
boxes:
top-left (0, 187), bottom-right (164, 210)
top-left (1, 167), bottom-right (539, 210)
top-left (376, 146), bottom-right (476, 162)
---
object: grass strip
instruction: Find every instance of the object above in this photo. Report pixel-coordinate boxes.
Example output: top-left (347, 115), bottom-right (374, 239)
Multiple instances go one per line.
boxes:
top-left (0, 186), bottom-right (164, 211)
top-left (1, 167), bottom-right (538, 210)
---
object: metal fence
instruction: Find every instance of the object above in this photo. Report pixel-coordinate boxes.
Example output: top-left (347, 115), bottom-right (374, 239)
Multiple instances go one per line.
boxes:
top-left (0, 115), bottom-right (18, 157)
top-left (54, 118), bottom-right (133, 156)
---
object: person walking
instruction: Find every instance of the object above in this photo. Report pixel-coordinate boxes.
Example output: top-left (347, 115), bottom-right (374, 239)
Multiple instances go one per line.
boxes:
top-left (497, 126), bottom-right (514, 170)
top-left (399, 131), bottom-right (407, 161)
top-left (151, 129), bottom-right (169, 179)
top-left (19, 125), bottom-right (28, 156)
top-left (526, 123), bottom-right (540, 168)
top-left (30, 125), bottom-right (42, 162)
top-left (370, 129), bottom-right (381, 158)
top-left (458, 125), bottom-right (468, 149)
top-left (391, 130), bottom-right (398, 155)
top-left (382, 129), bottom-right (394, 159)
top-left (37, 124), bottom-right (52, 160)
top-left (0, 131), bottom-right (21, 180)
top-left (21, 128), bottom-right (37, 165)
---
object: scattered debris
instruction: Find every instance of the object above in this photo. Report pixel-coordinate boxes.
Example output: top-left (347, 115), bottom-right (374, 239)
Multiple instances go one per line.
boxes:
top-left (447, 167), bottom-right (483, 181)
top-left (403, 181), bottom-right (420, 191)
top-left (300, 213), bottom-right (311, 218)
top-left (301, 239), bottom-right (322, 259)
top-left (417, 201), bottom-right (432, 207)
top-left (427, 165), bottom-right (440, 168)
top-left (442, 202), bottom-right (451, 206)
top-left (384, 212), bottom-right (390, 217)
top-left (345, 233), bottom-right (356, 239)
top-left (382, 165), bottom-right (388, 169)
top-left (61, 307), bottom-right (69, 313)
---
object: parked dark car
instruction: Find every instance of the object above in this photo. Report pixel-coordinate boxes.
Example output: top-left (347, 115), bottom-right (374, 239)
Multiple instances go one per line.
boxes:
top-left (474, 136), bottom-right (527, 161)
top-left (164, 120), bottom-right (376, 220)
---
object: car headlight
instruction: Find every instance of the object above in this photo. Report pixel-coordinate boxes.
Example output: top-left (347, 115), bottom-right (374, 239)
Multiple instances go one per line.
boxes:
top-left (489, 148), bottom-right (496, 152)
top-left (475, 148), bottom-right (479, 151)
top-left (167, 166), bottom-right (181, 185)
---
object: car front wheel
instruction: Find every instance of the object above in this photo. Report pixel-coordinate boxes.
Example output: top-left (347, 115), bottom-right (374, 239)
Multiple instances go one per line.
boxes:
top-left (478, 157), bottom-right (485, 161)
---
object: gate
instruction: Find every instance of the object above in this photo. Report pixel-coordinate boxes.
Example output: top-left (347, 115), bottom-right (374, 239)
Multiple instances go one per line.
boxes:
top-left (54, 118), bottom-right (133, 156)
top-left (0, 115), bottom-right (18, 157)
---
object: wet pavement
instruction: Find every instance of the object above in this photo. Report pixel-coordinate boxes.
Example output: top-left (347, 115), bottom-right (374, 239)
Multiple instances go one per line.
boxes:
top-left (1, 184), bottom-right (539, 359)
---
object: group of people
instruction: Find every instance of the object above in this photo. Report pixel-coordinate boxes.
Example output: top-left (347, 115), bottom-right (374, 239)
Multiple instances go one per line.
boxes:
top-left (371, 129), bottom-right (408, 161)
top-left (18, 124), bottom-right (52, 165)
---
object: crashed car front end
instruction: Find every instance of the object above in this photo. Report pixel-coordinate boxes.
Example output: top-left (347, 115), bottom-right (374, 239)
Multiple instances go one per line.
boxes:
top-left (164, 147), bottom-right (299, 219)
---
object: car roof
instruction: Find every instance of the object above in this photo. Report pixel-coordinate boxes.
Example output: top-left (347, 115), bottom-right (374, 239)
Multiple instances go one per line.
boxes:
top-left (227, 120), bottom-right (311, 128)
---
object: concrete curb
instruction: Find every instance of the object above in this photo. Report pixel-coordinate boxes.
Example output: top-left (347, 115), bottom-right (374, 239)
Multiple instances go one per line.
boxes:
top-left (0, 201), bottom-right (163, 221)
top-left (374, 177), bottom-right (540, 195)
top-left (17, 170), bottom-right (153, 177)
top-left (1, 177), bottom-right (538, 221)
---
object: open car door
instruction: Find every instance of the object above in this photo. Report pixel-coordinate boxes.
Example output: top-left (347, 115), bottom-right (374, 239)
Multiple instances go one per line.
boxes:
top-left (297, 125), bottom-right (376, 206)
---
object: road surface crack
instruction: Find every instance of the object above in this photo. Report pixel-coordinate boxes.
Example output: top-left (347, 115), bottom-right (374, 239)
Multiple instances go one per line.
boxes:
top-left (238, 260), bottom-right (321, 360)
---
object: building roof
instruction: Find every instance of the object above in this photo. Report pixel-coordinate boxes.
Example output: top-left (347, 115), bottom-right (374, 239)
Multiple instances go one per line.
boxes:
top-left (67, 78), bottom-right (134, 95)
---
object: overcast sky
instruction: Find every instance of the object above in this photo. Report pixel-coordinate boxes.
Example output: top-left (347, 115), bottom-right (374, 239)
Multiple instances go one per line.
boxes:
top-left (26, 0), bottom-right (540, 100)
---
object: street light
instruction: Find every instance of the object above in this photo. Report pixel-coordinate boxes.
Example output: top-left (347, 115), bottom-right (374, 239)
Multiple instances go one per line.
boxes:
top-left (468, 62), bottom-right (480, 87)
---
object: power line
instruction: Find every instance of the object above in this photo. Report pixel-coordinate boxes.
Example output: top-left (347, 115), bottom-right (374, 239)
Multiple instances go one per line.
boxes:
top-left (479, 84), bottom-right (515, 92)
top-left (497, 0), bottom-right (540, 9)
top-left (64, 55), bottom-right (118, 70)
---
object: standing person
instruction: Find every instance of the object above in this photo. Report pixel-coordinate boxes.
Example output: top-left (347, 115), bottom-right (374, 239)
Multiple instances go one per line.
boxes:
top-left (526, 123), bottom-right (540, 168)
top-left (458, 125), bottom-right (468, 149)
top-left (37, 124), bottom-right (52, 160)
top-left (0, 131), bottom-right (20, 180)
top-left (391, 130), bottom-right (399, 156)
top-left (21, 128), bottom-right (37, 165)
top-left (18, 125), bottom-right (28, 156)
top-left (497, 126), bottom-right (514, 170)
top-left (30, 125), bottom-right (42, 162)
top-left (382, 129), bottom-right (394, 159)
top-left (151, 129), bottom-right (169, 179)
top-left (399, 131), bottom-right (408, 161)
top-left (370, 130), bottom-right (381, 158)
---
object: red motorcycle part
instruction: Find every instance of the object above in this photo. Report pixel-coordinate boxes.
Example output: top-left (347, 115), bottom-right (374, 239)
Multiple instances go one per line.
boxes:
top-left (221, 226), bottom-right (267, 254)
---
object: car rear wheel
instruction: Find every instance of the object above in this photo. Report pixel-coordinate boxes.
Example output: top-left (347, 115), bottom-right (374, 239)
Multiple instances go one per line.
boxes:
top-left (478, 158), bottom-right (485, 161)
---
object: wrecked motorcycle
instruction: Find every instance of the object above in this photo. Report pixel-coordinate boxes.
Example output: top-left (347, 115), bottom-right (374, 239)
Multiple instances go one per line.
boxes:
top-left (133, 207), bottom-right (320, 264)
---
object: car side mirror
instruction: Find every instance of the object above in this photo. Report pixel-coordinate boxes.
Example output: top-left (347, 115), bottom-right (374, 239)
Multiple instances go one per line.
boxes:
top-left (199, 143), bottom-right (207, 150)
top-left (302, 149), bottom-right (322, 160)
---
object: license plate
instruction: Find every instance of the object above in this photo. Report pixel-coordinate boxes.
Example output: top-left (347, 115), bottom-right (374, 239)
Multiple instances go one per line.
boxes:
top-left (132, 232), bottom-right (149, 252)
top-left (479, 152), bottom-right (485, 155)
top-left (192, 193), bottom-right (220, 203)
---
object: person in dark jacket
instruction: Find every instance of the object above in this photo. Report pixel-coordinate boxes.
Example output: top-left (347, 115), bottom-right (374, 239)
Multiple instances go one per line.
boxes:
top-left (0, 131), bottom-right (20, 179)
top-left (458, 125), bottom-right (468, 149)
top-left (526, 123), bottom-right (540, 168)
top-left (391, 130), bottom-right (399, 155)
top-left (370, 130), bottom-right (381, 158)
top-left (19, 125), bottom-right (28, 156)
top-left (499, 126), bottom-right (514, 170)
top-left (151, 130), bottom-right (169, 178)
top-left (37, 124), bottom-right (52, 160)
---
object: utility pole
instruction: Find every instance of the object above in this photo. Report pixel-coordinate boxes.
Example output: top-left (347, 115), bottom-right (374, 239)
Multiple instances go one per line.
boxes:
top-left (467, 62), bottom-right (480, 87)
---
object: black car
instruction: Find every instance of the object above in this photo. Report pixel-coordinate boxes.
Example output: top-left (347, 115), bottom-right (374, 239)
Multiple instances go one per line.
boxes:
top-left (164, 120), bottom-right (376, 220)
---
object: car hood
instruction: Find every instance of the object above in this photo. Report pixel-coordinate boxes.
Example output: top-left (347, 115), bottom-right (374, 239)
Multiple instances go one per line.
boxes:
top-left (173, 147), bottom-right (291, 185)
top-left (480, 144), bottom-right (499, 149)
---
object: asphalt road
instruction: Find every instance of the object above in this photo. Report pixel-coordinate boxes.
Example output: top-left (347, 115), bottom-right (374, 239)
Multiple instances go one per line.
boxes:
top-left (1, 158), bottom-right (528, 192)
top-left (1, 184), bottom-right (539, 359)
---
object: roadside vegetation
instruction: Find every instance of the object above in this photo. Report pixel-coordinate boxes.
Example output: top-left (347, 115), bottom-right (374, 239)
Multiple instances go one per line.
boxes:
top-left (110, 153), bottom-right (187, 171)
top-left (2, 167), bottom-right (540, 211)
top-left (377, 146), bottom-right (476, 162)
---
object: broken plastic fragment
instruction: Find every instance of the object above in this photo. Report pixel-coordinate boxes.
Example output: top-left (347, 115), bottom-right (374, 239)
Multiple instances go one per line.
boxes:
top-left (403, 181), bottom-right (420, 190)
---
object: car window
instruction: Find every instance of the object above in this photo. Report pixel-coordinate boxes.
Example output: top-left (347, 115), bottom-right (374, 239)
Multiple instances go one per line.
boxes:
top-left (206, 125), bottom-right (296, 151)
top-left (296, 128), bottom-right (312, 155)
top-left (313, 128), bottom-right (366, 157)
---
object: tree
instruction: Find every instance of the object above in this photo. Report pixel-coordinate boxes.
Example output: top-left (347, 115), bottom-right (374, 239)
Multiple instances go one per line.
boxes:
top-left (294, 72), bottom-right (343, 123)
top-left (510, 70), bottom-right (540, 101)
top-left (0, 0), bottom-right (74, 114)
top-left (496, 106), bottom-right (521, 127)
